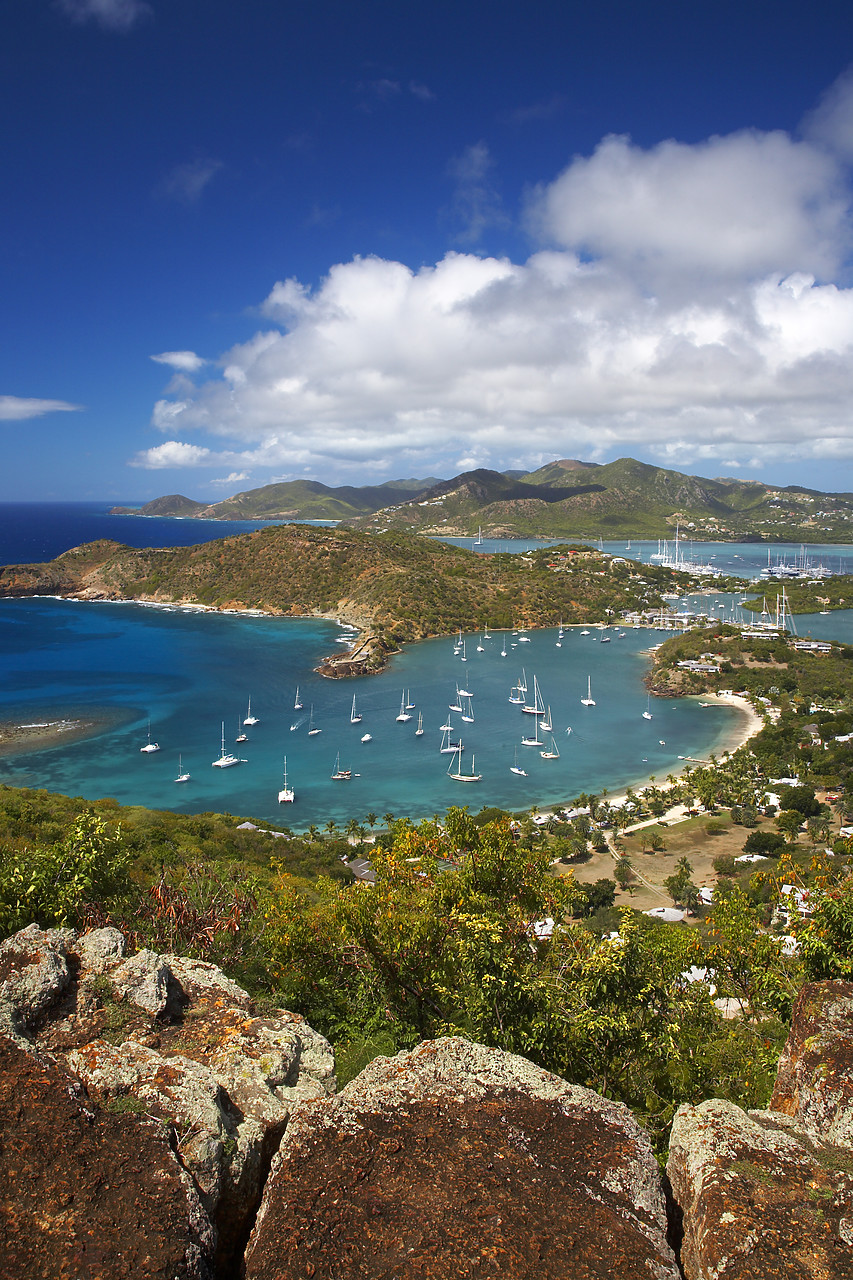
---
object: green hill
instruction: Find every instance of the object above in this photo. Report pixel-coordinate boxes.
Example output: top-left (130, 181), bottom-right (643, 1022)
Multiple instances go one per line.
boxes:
top-left (110, 478), bottom-right (440, 522)
top-left (0, 526), bottom-right (699, 650)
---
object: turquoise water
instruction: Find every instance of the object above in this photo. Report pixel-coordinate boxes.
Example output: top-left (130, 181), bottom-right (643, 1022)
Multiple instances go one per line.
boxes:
top-left (0, 599), bottom-right (744, 827)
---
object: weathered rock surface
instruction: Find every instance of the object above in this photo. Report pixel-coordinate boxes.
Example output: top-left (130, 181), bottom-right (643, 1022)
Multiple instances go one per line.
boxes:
top-left (772, 980), bottom-right (853, 1152)
top-left (0, 924), bottom-right (335, 1272)
top-left (0, 1031), bottom-right (214, 1279)
top-left (245, 1036), bottom-right (680, 1280)
top-left (668, 979), bottom-right (853, 1279)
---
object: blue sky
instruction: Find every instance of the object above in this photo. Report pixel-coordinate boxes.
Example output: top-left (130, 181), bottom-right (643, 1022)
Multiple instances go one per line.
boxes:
top-left (4, 1), bottom-right (853, 501)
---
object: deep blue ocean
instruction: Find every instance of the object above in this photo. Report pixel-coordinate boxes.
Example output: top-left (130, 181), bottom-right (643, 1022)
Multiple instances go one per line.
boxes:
top-left (0, 503), bottom-right (850, 828)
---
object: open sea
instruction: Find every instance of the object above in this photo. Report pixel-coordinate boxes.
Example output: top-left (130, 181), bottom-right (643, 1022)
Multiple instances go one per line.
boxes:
top-left (0, 502), bottom-right (850, 827)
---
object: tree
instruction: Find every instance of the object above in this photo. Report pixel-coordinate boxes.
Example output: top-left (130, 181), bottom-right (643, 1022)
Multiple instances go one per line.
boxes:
top-left (663, 857), bottom-right (697, 909)
top-left (743, 830), bottom-right (786, 856)
top-left (775, 809), bottom-right (804, 844)
top-left (614, 856), bottom-right (634, 893)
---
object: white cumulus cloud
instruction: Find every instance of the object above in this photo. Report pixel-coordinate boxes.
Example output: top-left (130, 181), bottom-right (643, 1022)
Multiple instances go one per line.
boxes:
top-left (132, 441), bottom-right (213, 469)
top-left (0, 396), bottom-right (83, 421)
top-left (145, 74), bottom-right (853, 480)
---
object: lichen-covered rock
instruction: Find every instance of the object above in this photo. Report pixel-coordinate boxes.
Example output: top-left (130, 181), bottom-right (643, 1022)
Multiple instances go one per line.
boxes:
top-left (0, 1031), bottom-right (214, 1279)
top-left (771, 980), bottom-right (853, 1152)
top-left (0, 922), bottom-right (74, 1037)
top-left (0, 924), bottom-right (335, 1273)
top-left (668, 1097), bottom-right (853, 1279)
top-left (245, 1036), bottom-right (679, 1280)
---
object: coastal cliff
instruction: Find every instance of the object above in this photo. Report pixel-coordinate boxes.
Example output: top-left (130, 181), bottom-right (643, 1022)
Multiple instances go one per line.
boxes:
top-left (3, 923), bottom-right (853, 1278)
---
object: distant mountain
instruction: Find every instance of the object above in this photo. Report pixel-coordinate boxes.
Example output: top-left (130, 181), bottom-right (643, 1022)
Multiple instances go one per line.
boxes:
top-left (112, 458), bottom-right (853, 541)
top-left (111, 477), bottom-right (441, 522)
top-left (349, 457), bottom-right (853, 541)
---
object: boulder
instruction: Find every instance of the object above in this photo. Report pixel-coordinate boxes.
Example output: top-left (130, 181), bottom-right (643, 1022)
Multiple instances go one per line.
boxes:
top-left (0, 1031), bottom-right (214, 1279)
top-left (771, 980), bottom-right (853, 1151)
top-left (0, 924), bottom-right (335, 1273)
top-left (668, 1097), bottom-right (853, 1279)
top-left (245, 1036), bottom-right (679, 1280)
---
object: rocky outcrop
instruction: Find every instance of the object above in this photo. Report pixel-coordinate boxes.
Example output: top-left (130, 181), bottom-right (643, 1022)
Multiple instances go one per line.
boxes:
top-left (244, 1036), bottom-right (680, 1280)
top-left (668, 980), bottom-right (853, 1279)
top-left (0, 924), bottom-right (335, 1273)
top-left (0, 1031), bottom-right (213, 1279)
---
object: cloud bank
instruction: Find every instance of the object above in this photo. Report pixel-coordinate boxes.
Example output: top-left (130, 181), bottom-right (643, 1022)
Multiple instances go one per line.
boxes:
top-left (57, 0), bottom-right (151, 33)
top-left (143, 74), bottom-right (853, 481)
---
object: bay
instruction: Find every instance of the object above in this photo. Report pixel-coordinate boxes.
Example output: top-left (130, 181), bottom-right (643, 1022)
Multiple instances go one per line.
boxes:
top-left (0, 598), bottom-right (745, 827)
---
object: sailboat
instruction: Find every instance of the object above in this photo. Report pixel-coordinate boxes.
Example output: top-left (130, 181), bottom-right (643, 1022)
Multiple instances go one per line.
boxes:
top-left (460, 695), bottom-right (475, 724)
top-left (212, 722), bottom-right (243, 768)
top-left (140, 722), bottom-right (160, 753)
top-left (278, 756), bottom-right (295, 803)
top-left (174, 754), bottom-right (191, 783)
top-left (457, 678), bottom-right (472, 697)
top-left (501, 633), bottom-right (507, 657)
top-left (518, 669), bottom-right (528, 694)
top-left (406, 692), bottom-right (416, 710)
top-left (510, 745), bottom-right (527, 776)
top-left (415, 712), bottom-right (424, 736)
top-left (540, 734), bottom-right (560, 760)
top-left (475, 526), bottom-right (483, 545)
top-left (447, 747), bottom-right (481, 781)
top-left (476, 635), bottom-right (485, 652)
top-left (642, 694), bottom-right (653, 720)
top-left (396, 691), bottom-right (412, 722)
top-left (522, 674), bottom-right (546, 716)
top-left (330, 752), bottom-right (352, 780)
top-left (294, 686), bottom-right (302, 711)
top-left (449, 686), bottom-right (463, 712)
top-left (581, 676), bottom-right (596, 706)
top-left (508, 683), bottom-right (524, 705)
top-left (460, 640), bottom-right (467, 662)
top-left (243, 696), bottom-right (260, 726)
top-left (439, 720), bottom-right (463, 754)
top-left (541, 705), bottom-right (553, 732)
top-left (308, 705), bottom-right (322, 735)
top-left (350, 695), bottom-right (362, 724)
top-left (521, 719), bottom-right (543, 747)
top-left (235, 718), bottom-right (248, 744)
top-left (361, 732), bottom-right (373, 743)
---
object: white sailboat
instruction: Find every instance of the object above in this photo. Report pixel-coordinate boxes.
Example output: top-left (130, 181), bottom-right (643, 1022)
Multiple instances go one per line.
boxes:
top-left (174, 754), bottom-right (190, 783)
top-left (361, 732), bottom-right (373, 743)
top-left (406, 691), bottom-right (416, 710)
top-left (278, 756), bottom-right (295, 803)
top-left (308, 705), bottom-right (322, 735)
top-left (212, 722), bottom-right (243, 768)
top-left (581, 676), bottom-right (596, 706)
top-left (350, 695), bottom-right (362, 724)
top-left (460, 640), bottom-right (467, 662)
top-left (540, 735), bottom-right (560, 760)
top-left (510, 746), bottom-right (527, 776)
top-left (518, 669), bottom-right (528, 694)
top-left (460, 695), bottom-right (475, 724)
top-left (243, 696), bottom-right (259, 726)
top-left (294, 686), bottom-right (302, 710)
top-left (235, 718), bottom-right (248, 744)
top-left (449, 686), bottom-right (463, 712)
top-left (330, 752), bottom-right (352, 780)
top-left (140, 722), bottom-right (160, 753)
top-left (521, 719), bottom-right (543, 746)
top-left (476, 635), bottom-right (485, 652)
top-left (541, 705), bottom-right (553, 732)
top-left (447, 747), bottom-right (481, 781)
top-left (396, 691), bottom-right (412, 722)
top-left (508, 683), bottom-right (524, 705)
top-left (522, 674), bottom-right (546, 716)
top-left (415, 712), bottom-right (424, 736)
top-left (501, 633), bottom-right (507, 657)
top-left (439, 720), bottom-right (463, 754)
top-left (642, 694), bottom-right (653, 720)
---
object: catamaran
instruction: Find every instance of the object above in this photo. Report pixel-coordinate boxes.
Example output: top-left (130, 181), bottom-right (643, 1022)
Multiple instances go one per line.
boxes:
top-left (243, 696), bottom-right (259, 726)
top-left (330, 752), bottom-right (352, 780)
top-left (396, 691), bottom-right (412, 722)
top-left (212, 722), bottom-right (243, 768)
top-left (581, 676), bottom-right (596, 706)
top-left (447, 747), bottom-right (481, 781)
top-left (278, 756), bottom-right (295, 803)
top-left (350, 695), bottom-right (362, 724)
top-left (174, 754), bottom-right (190, 783)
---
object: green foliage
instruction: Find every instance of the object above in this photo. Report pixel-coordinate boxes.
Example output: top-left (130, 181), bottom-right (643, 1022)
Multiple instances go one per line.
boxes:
top-left (743, 830), bottom-right (786, 856)
top-left (0, 812), bottom-right (130, 934)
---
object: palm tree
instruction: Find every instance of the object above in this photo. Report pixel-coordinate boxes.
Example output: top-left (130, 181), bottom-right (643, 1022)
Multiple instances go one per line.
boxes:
top-left (324, 818), bottom-right (338, 839)
top-left (382, 811), bottom-right (395, 830)
top-left (365, 811), bottom-right (378, 831)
